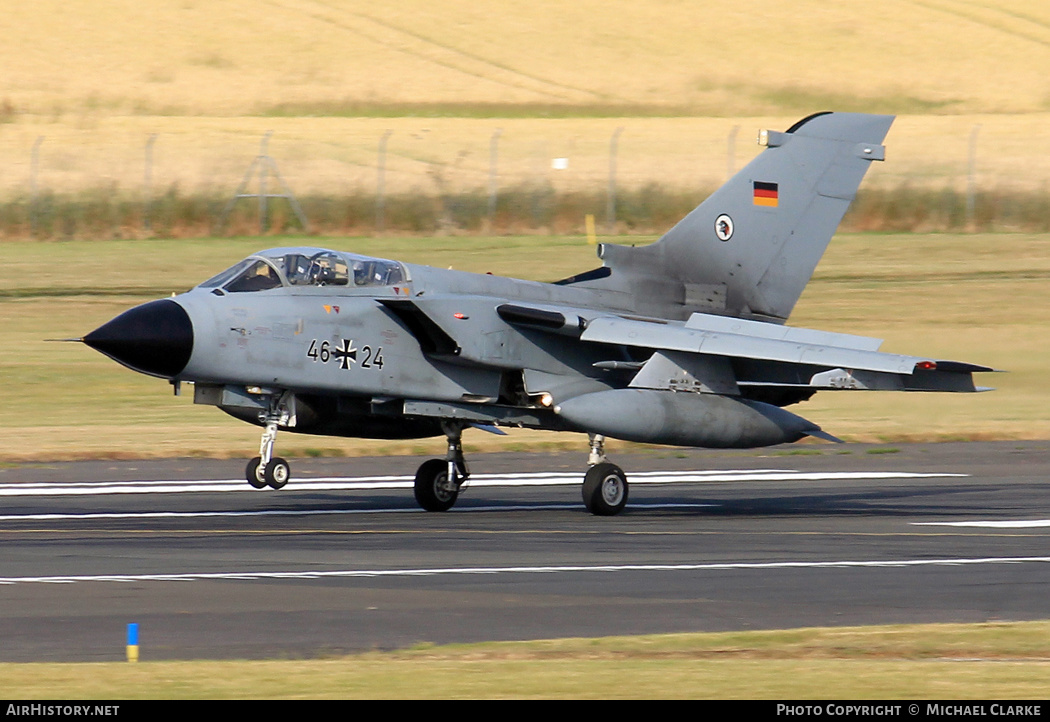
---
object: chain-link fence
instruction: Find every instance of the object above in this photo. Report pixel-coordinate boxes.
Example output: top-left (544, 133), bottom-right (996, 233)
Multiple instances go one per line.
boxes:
top-left (2, 115), bottom-right (1048, 238)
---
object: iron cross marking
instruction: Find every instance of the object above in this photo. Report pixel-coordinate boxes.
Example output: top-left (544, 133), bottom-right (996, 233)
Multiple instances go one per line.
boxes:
top-left (333, 339), bottom-right (358, 370)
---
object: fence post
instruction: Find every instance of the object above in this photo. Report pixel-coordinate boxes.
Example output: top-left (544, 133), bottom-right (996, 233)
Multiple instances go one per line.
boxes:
top-left (966, 124), bottom-right (980, 229)
top-left (30, 136), bottom-right (44, 236)
top-left (727, 125), bottom-right (740, 181)
top-left (144, 134), bottom-right (157, 233)
top-left (488, 128), bottom-right (502, 232)
top-left (376, 130), bottom-right (392, 233)
top-left (216, 131), bottom-right (308, 234)
top-left (607, 126), bottom-right (624, 232)
top-left (258, 131), bottom-right (272, 233)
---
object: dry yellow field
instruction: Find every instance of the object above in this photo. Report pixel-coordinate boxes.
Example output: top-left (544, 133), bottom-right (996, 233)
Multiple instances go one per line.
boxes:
top-left (3, 1), bottom-right (1050, 116)
top-left (0, 1), bottom-right (1048, 202)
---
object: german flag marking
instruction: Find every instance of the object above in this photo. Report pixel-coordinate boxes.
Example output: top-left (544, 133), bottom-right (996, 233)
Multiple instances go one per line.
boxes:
top-left (753, 181), bottom-right (779, 207)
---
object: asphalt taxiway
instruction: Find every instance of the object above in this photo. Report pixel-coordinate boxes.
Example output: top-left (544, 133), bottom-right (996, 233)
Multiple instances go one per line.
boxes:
top-left (0, 441), bottom-right (1048, 662)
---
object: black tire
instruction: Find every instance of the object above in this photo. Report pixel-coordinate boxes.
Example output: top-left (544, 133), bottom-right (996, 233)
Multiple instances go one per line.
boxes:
top-left (264, 457), bottom-right (291, 490)
top-left (582, 463), bottom-right (628, 516)
top-left (246, 457), bottom-right (268, 489)
top-left (414, 458), bottom-right (458, 512)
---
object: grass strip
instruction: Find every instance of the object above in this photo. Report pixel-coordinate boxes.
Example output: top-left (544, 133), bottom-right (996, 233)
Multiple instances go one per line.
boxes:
top-left (2, 622), bottom-right (1048, 699)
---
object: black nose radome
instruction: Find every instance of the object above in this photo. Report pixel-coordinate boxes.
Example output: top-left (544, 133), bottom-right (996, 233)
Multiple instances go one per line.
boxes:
top-left (84, 299), bottom-right (194, 378)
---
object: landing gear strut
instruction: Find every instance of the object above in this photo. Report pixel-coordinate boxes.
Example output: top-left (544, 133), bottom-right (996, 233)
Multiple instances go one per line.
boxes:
top-left (246, 391), bottom-right (293, 490)
top-left (582, 433), bottom-right (628, 516)
top-left (414, 421), bottom-right (470, 511)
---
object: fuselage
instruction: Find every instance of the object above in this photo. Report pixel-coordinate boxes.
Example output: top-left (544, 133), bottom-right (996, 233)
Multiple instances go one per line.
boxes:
top-left (79, 113), bottom-right (989, 515)
top-left (177, 248), bottom-right (627, 398)
top-left (85, 247), bottom-right (643, 440)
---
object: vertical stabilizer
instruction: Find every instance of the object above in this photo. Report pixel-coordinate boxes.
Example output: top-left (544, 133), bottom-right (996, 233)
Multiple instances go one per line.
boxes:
top-left (599, 112), bottom-right (893, 322)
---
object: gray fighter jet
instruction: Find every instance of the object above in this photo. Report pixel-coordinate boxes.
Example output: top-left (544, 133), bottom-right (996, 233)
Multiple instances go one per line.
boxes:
top-left (83, 112), bottom-right (992, 515)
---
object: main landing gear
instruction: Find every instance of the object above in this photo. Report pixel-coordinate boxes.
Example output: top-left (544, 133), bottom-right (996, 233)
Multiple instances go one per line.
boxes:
top-left (245, 392), bottom-right (293, 490)
top-left (581, 433), bottom-right (628, 516)
top-left (411, 429), bottom-right (628, 516)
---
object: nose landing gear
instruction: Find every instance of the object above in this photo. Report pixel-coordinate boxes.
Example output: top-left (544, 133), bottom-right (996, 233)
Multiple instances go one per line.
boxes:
top-left (245, 391), bottom-right (294, 490)
top-left (413, 421), bottom-right (470, 512)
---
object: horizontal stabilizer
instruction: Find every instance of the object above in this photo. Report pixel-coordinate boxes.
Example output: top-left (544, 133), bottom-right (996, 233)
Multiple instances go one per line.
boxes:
top-left (805, 428), bottom-right (844, 444)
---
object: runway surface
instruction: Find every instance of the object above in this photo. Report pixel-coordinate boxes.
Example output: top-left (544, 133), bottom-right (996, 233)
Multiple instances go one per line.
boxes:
top-left (1, 441), bottom-right (1048, 662)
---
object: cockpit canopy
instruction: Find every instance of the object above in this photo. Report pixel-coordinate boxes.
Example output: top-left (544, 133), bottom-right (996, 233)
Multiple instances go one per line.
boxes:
top-left (198, 248), bottom-right (408, 293)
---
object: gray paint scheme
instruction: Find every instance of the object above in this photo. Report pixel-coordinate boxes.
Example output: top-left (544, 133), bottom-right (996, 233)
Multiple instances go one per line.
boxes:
top-left (84, 112), bottom-right (993, 511)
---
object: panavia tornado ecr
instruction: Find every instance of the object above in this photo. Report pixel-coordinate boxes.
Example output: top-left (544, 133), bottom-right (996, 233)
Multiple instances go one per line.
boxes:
top-left (82, 112), bottom-right (992, 515)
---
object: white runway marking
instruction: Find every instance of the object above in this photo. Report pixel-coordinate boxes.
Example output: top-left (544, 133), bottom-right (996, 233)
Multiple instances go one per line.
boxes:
top-left (914, 520), bottom-right (1050, 529)
top-left (1, 556), bottom-right (1047, 586)
top-left (0, 502), bottom-right (718, 522)
top-left (0, 469), bottom-right (966, 498)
